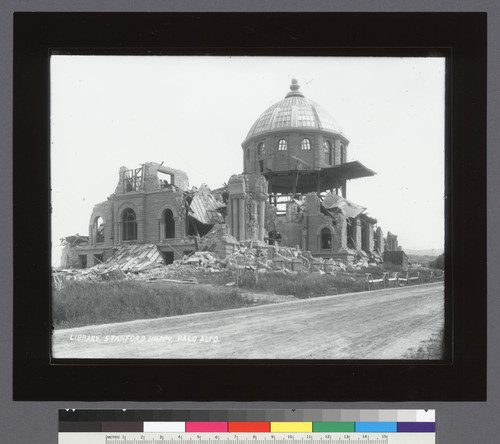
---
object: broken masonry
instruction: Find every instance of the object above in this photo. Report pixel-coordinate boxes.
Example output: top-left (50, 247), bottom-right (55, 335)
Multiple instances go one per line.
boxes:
top-left (60, 80), bottom-right (404, 270)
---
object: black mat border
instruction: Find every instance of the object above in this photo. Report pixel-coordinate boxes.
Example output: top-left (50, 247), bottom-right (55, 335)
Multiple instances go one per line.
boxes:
top-left (13, 12), bottom-right (486, 401)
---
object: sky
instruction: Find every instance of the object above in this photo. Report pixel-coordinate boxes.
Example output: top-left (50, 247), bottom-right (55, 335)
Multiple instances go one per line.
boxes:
top-left (51, 55), bottom-right (445, 265)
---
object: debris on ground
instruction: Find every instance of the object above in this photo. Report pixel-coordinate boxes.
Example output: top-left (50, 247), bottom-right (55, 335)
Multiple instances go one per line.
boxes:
top-left (52, 243), bottom-right (166, 288)
top-left (198, 223), bottom-right (239, 258)
top-left (348, 250), bottom-right (384, 270)
top-left (60, 234), bottom-right (89, 247)
top-left (53, 235), bottom-right (412, 292)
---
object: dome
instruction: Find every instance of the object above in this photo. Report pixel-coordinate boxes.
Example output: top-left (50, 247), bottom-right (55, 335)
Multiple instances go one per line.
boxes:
top-left (245, 79), bottom-right (343, 141)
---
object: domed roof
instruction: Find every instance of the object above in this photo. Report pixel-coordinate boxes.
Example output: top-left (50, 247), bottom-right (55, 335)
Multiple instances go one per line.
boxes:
top-left (244, 79), bottom-right (344, 141)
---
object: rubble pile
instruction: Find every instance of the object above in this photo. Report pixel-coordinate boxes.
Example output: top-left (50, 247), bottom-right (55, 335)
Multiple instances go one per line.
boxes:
top-left (53, 237), bottom-right (389, 291)
top-left (349, 250), bottom-right (384, 269)
top-left (111, 243), bottom-right (165, 270)
top-left (222, 245), bottom-right (270, 271)
top-left (198, 223), bottom-right (238, 257)
top-left (180, 250), bottom-right (218, 266)
top-left (52, 243), bottom-right (166, 288)
top-left (60, 234), bottom-right (89, 247)
top-left (198, 224), bottom-right (227, 249)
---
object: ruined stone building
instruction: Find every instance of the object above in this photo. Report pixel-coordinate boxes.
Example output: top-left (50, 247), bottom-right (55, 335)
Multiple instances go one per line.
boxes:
top-left (61, 162), bottom-right (227, 268)
top-left (234, 79), bottom-right (399, 263)
top-left (61, 80), bottom-right (401, 268)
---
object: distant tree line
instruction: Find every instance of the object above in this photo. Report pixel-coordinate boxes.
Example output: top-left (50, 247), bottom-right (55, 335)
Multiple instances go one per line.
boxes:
top-left (429, 253), bottom-right (445, 270)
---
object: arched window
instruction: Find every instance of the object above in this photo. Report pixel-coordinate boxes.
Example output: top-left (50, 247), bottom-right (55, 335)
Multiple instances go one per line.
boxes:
top-left (246, 148), bottom-right (250, 160)
top-left (340, 144), bottom-right (346, 163)
top-left (323, 141), bottom-right (333, 164)
top-left (258, 142), bottom-right (265, 155)
top-left (301, 138), bottom-right (311, 150)
top-left (163, 209), bottom-right (175, 239)
top-left (321, 227), bottom-right (332, 250)
top-left (277, 139), bottom-right (288, 151)
top-left (94, 216), bottom-right (104, 243)
top-left (268, 230), bottom-right (282, 246)
top-left (122, 208), bottom-right (137, 241)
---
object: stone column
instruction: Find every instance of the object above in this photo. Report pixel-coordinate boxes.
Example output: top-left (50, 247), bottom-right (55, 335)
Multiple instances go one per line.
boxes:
top-left (159, 219), bottom-right (163, 242)
top-left (228, 174), bottom-right (248, 242)
top-left (89, 225), bottom-right (94, 246)
top-left (354, 218), bottom-right (362, 250)
top-left (231, 197), bottom-right (239, 239)
top-left (376, 227), bottom-right (385, 253)
top-left (367, 222), bottom-right (374, 253)
top-left (254, 175), bottom-right (268, 243)
top-left (258, 199), bottom-right (265, 241)
top-left (238, 197), bottom-right (246, 241)
top-left (226, 197), bottom-right (232, 236)
top-left (115, 222), bottom-right (120, 245)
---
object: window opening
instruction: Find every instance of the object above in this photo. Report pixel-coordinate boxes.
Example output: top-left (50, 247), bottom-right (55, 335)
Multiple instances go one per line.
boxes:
top-left (258, 142), bottom-right (265, 155)
top-left (94, 216), bottom-right (104, 243)
top-left (268, 230), bottom-right (282, 246)
top-left (301, 138), bottom-right (311, 150)
top-left (321, 227), bottom-right (332, 250)
top-left (259, 160), bottom-right (264, 173)
top-left (277, 139), bottom-right (288, 151)
top-left (93, 253), bottom-right (104, 265)
top-left (122, 208), bottom-right (137, 241)
top-left (161, 251), bottom-right (174, 265)
top-left (78, 255), bottom-right (87, 269)
top-left (158, 171), bottom-right (174, 189)
top-left (163, 209), bottom-right (175, 239)
top-left (123, 167), bottom-right (143, 192)
top-left (341, 144), bottom-right (346, 163)
top-left (324, 141), bottom-right (332, 164)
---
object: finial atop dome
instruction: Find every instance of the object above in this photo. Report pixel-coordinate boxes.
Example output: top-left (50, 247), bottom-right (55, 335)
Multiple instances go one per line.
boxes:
top-left (290, 78), bottom-right (300, 92)
top-left (286, 78), bottom-right (304, 98)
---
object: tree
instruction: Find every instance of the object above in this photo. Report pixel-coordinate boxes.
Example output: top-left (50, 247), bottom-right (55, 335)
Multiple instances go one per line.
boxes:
top-left (430, 253), bottom-right (445, 270)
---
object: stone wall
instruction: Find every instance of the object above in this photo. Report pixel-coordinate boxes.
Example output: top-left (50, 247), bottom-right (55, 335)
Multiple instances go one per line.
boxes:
top-left (275, 215), bottom-right (302, 248)
top-left (243, 131), bottom-right (350, 173)
top-left (88, 201), bottom-right (114, 248)
top-left (375, 226), bottom-right (385, 254)
top-left (226, 173), bottom-right (268, 243)
top-left (386, 231), bottom-right (399, 251)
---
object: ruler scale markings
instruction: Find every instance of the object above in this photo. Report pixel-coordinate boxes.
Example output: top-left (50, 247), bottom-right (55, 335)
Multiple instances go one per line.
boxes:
top-left (101, 435), bottom-right (429, 444)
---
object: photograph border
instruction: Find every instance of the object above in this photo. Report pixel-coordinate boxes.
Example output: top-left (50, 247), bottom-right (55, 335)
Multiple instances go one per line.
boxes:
top-left (13, 12), bottom-right (486, 401)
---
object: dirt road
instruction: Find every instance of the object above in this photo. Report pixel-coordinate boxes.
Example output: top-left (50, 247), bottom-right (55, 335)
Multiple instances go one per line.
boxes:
top-left (52, 282), bottom-right (444, 359)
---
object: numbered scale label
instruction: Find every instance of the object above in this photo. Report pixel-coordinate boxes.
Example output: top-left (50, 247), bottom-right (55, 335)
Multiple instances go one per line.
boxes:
top-left (59, 432), bottom-right (435, 444)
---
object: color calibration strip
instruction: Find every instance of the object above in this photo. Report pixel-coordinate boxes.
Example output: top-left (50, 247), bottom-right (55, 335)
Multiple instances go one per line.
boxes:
top-left (61, 421), bottom-right (434, 433)
top-left (59, 409), bottom-right (435, 433)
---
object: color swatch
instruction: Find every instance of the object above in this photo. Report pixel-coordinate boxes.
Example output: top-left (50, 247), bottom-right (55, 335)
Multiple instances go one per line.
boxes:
top-left (59, 409), bottom-right (435, 434)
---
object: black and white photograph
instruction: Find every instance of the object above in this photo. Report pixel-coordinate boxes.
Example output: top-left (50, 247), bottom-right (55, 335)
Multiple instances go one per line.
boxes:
top-left (50, 55), bottom-right (446, 360)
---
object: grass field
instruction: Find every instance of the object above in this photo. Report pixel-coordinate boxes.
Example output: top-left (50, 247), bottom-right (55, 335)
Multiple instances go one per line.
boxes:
top-left (52, 265), bottom-right (443, 329)
top-left (52, 280), bottom-right (253, 328)
top-left (220, 265), bottom-right (442, 298)
top-left (235, 271), bottom-right (364, 297)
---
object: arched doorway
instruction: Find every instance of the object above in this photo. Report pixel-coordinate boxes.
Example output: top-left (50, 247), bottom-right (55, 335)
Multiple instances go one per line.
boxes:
top-left (163, 209), bottom-right (175, 239)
